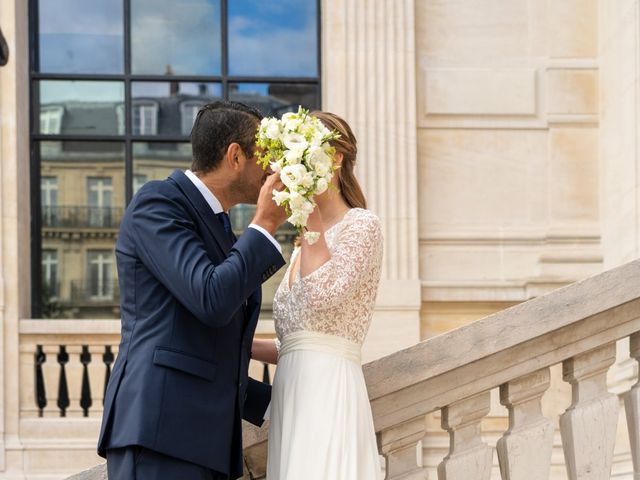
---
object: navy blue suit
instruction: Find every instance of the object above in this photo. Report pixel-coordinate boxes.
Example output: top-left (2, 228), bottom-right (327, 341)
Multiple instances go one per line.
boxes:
top-left (97, 170), bottom-right (285, 478)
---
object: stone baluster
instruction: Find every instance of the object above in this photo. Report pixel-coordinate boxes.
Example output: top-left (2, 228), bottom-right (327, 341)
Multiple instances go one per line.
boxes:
top-left (497, 368), bottom-right (554, 480)
top-left (560, 343), bottom-right (619, 479)
top-left (378, 417), bottom-right (427, 479)
top-left (438, 391), bottom-right (493, 480)
top-left (625, 332), bottom-right (640, 480)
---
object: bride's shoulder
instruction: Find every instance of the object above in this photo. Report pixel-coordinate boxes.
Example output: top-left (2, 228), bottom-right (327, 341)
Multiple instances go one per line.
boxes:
top-left (344, 208), bottom-right (382, 235)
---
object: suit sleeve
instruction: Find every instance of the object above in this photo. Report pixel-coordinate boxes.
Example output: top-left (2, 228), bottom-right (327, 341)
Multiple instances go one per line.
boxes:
top-left (242, 378), bottom-right (272, 427)
top-left (129, 188), bottom-right (285, 327)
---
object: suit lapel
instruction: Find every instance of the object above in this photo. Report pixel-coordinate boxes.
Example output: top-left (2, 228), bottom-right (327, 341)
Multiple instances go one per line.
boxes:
top-left (168, 170), bottom-right (233, 254)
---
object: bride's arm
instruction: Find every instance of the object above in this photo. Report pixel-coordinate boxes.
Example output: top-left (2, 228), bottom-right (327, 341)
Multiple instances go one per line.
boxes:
top-left (251, 338), bottom-right (279, 364)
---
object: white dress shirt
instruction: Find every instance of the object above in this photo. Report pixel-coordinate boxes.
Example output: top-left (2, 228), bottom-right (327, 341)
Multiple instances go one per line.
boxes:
top-left (184, 170), bottom-right (282, 253)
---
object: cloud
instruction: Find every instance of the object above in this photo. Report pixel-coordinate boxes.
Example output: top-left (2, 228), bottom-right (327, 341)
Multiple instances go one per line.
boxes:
top-left (131, 0), bottom-right (222, 75)
top-left (228, 16), bottom-right (317, 77)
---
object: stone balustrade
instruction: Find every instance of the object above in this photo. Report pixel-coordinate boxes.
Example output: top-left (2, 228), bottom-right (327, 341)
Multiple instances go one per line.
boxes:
top-left (242, 259), bottom-right (640, 479)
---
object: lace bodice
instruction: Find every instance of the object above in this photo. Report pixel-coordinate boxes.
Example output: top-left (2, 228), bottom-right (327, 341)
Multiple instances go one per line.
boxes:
top-left (273, 208), bottom-right (383, 345)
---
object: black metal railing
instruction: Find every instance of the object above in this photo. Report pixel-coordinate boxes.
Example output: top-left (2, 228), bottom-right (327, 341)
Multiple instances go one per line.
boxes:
top-left (33, 343), bottom-right (270, 418)
top-left (42, 206), bottom-right (124, 229)
top-left (34, 345), bottom-right (116, 417)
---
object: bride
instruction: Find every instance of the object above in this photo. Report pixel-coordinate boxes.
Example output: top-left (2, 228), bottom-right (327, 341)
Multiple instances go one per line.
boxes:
top-left (252, 111), bottom-right (383, 479)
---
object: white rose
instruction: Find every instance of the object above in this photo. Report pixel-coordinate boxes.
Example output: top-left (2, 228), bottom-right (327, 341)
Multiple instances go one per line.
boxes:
top-left (285, 117), bottom-right (303, 132)
top-left (270, 159), bottom-right (284, 173)
top-left (265, 119), bottom-right (281, 140)
top-left (272, 190), bottom-right (290, 206)
top-left (288, 191), bottom-right (304, 209)
top-left (300, 172), bottom-right (314, 189)
top-left (284, 149), bottom-right (303, 165)
top-left (309, 131), bottom-right (324, 147)
top-left (281, 164), bottom-right (308, 190)
top-left (315, 177), bottom-right (329, 195)
top-left (282, 112), bottom-right (297, 123)
top-left (313, 158), bottom-right (331, 176)
top-left (304, 231), bottom-right (321, 245)
top-left (283, 132), bottom-right (308, 152)
top-left (288, 210), bottom-right (309, 228)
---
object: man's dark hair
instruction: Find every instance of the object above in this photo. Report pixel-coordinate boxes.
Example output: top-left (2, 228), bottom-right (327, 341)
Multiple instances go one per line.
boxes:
top-left (190, 100), bottom-right (263, 173)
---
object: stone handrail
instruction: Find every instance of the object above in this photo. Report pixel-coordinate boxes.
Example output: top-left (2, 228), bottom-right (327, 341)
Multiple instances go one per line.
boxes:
top-left (242, 259), bottom-right (640, 479)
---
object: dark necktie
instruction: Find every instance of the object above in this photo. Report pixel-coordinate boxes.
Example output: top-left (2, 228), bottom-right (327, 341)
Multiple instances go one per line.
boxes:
top-left (216, 211), bottom-right (234, 243)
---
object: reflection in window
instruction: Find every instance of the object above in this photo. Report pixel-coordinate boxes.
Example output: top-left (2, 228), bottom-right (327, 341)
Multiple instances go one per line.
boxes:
top-left (229, 83), bottom-right (319, 116)
top-left (87, 177), bottom-right (113, 228)
top-left (132, 102), bottom-right (158, 135)
top-left (87, 250), bottom-right (114, 300)
top-left (181, 101), bottom-right (204, 135)
top-left (115, 104), bottom-right (125, 135)
top-left (32, 2), bottom-right (320, 319)
top-left (133, 174), bottom-right (148, 195)
top-left (40, 106), bottom-right (64, 134)
top-left (228, 0), bottom-right (318, 77)
top-left (41, 176), bottom-right (59, 226)
top-left (131, 0), bottom-right (222, 75)
top-left (38, 0), bottom-right (124, 74)
top-left (38, 80), bottom-right (125, 135)
top-left (133, 142), bottom-right (192, 188)
top-left (131, 82), bottom-right (221, 137)
top-left (42, 249), bottom-right (59, 299)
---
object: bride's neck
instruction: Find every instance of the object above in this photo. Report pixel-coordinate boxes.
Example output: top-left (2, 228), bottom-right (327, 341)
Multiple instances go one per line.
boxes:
top-left (316, 192), bottom-right (350, 228)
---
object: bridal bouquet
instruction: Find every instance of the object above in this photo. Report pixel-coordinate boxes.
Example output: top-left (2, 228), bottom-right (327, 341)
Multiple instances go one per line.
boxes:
top-left (256, 106), bottom-right (340, 244)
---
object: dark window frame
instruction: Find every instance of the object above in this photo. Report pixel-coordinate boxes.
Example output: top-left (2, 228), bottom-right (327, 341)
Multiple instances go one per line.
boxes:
top-left (29, 0), bottom-right (322, 317)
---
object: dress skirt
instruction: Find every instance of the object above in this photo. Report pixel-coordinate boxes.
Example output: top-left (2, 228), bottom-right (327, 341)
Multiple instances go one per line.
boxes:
top-left (266, 330), bottom-right (382, 480)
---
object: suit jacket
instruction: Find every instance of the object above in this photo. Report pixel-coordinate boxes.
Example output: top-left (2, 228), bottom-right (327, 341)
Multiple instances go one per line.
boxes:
top-left (97, 170), bottom-right (285, 477)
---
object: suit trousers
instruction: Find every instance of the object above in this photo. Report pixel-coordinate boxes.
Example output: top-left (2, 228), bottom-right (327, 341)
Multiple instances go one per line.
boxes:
top-left (106, 446), bottom-right (228, 480)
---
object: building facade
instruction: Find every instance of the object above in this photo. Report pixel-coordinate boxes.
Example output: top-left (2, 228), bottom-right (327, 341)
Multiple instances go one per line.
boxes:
top-left (1, 0), bottom-right (640, 478)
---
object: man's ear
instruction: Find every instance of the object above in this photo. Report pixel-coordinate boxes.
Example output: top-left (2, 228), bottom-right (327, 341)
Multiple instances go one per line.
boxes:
top-left (225, 143), bottom-right (243, 171)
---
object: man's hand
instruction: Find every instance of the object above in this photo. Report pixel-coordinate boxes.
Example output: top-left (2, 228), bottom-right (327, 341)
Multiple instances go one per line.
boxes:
top-left (252, 174), bottom-right (287, 236)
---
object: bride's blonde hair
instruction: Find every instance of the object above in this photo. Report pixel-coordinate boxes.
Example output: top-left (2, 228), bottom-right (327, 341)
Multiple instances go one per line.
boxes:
top-left (310, 111), bottom-right (367, 209)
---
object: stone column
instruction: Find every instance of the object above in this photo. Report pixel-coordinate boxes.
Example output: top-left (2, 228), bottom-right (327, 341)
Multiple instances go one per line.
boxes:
top-left (322, 0), bottom-right (422, 361)
top-left (0, 0), bottom-right (30, 472)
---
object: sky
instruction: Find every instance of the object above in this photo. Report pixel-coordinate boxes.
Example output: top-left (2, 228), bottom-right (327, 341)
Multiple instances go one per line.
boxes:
top-left (38, 0), bottom-right (318, 78)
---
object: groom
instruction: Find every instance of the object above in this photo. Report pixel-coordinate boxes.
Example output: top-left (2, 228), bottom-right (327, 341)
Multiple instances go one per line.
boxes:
top-left (97, 101), bottom-right (287, 479)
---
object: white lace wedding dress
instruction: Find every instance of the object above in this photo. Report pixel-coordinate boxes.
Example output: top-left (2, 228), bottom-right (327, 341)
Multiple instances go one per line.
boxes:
top-left (266, 208), bottom-right (384, 479)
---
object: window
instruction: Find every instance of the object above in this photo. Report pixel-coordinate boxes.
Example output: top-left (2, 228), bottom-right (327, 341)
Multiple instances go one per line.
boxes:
top-left (87, 177), bottom-right (114, 228)
top-left (31, 0), bottom-right (320, 318)
top-left (133, 174), bottom-right (148, 195)
top-left (132, 101), bottom-right (158, 135)
top-left (87, 250), bottom-right (114, 300)
top-left (41, 250), bottom-right (59, 299)
top-left (181, 101), bottom-right (204, 135)
top-left (41, 176), bottom-right (58, 227)
top-left (40, 106), bottom-right (64, 134)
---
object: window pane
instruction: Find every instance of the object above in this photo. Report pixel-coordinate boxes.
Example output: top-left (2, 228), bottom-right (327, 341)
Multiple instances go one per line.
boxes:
top-left (228, 1), bottom-right (318, 77)
top-left (38, 80), bottom-right (124, 136)
top-left (228, 83), bottom-right (319, 116)
top-left (38, 0), bottom-right (124, 74)
top-left (39, 141), bottom-right (124, 318)
top-left (131, 82), bottom-right (222, 136)
top-left (133, 142), bottom-right (192, 195)
top-left (131, 0), bottom-right (222, 75)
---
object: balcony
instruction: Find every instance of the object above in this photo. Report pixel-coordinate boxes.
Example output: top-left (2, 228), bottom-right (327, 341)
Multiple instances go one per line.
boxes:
top-left (42, 206), bottom-right (124, 229)
top-left (69, 280), bottom-right (120, 305)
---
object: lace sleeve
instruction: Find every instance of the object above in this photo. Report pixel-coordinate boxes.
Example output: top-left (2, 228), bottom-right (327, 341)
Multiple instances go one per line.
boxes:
top-left (293, 210), bottom-right (383, 311)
